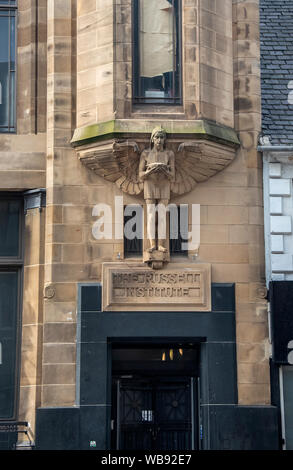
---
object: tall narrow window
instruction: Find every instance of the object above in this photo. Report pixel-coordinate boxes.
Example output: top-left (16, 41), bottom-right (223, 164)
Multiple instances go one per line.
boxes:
top-left (124, 205), bottom-right (143, 258)
top-left (0, 197), bottom-right (22, 420)
top-left (133, 0), bottom-right (182, 105)
top-left (169, 205), bottom-right (188, 256)
top-left (0, 1), bottom-right (17, 133)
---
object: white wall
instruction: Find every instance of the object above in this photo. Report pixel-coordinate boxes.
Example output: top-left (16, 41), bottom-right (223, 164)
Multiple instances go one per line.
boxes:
top-left (263, 152), bottom-right (293, 285)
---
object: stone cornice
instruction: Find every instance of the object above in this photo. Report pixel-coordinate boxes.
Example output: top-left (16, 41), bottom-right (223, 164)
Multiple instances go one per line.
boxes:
top-left (71, 119), bottom-right (240, 149)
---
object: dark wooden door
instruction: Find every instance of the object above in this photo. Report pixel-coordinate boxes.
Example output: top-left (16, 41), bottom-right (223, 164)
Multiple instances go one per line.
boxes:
top-left (112, 376), bottom-right (198, 450)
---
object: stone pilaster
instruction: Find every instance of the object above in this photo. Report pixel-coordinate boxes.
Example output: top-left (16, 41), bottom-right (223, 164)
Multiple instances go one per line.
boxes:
top-left (77, 0), bottom-right (115, 127)
top-left (233, 0), bottom-right (270, 405)
top-left (199, 0), bottom-right (234, 127)
top-left (43, 0), bottom-right (77, 407)
top-left (17, 0), bottom-right (47, 134)
top-left (19, 192), bottom-right (46, 442)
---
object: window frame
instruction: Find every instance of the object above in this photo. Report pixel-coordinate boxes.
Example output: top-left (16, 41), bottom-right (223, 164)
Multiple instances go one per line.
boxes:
top-left (0, 193), bottom-right (23, 421)
top-left (0, 0), bottom-right (17, 133)
top-left (132, 0), bottom-right (183, 106)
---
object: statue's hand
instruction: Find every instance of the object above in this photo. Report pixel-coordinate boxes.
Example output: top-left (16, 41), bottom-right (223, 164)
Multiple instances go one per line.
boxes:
top-left (178, 143), bottom-right (185, 152)
top-left (145, 167), bottom-right (156, 175)
top-left (140, 167), bottom-right (155, 180)
top-left (139, 171), bottom-right (150, 181)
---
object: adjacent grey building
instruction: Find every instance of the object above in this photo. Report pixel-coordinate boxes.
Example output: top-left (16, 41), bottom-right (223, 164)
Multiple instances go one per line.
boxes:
top-left (260, 0), bottom-right (293, 451)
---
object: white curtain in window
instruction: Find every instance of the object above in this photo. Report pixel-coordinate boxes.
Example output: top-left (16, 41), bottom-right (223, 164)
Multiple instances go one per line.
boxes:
top-left (139, 0), bottom-right (174, 78)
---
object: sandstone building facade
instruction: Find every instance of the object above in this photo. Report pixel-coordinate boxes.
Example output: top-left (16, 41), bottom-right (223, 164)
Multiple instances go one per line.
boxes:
top-left (0, 0), bottom-right (280, 450)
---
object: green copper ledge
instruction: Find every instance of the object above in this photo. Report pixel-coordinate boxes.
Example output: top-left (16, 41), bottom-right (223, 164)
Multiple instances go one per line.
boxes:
top-left (71, 119), bottom-right (240, 148)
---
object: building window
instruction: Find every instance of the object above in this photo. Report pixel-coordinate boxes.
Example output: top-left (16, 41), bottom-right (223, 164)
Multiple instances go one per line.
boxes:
top-left (169, 205), bottom-right (188, 256)
top-left (124, 205), bottom-right (143, 257)
top-left (0, 197), bottom-right (22, 420)
top-left (0, 1), bottom-right (17, 133)
top-left (123, 205), bottom-right (188, 257)
top-left (133, 0), bottom-right (182, 105)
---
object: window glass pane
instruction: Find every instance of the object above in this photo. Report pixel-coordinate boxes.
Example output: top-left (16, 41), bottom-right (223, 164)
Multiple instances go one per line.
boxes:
top-left (9, 71), bottom-right (15, 127)
top-left (10, 15), bottom-right (16, 70)
top-left (0, 271), bottom-right (18, 418)
top-left (0, 11), bottom-right (16, 132)
top-left (124, 206), bottom-right (143, 257)
top-left (140, 0), bottom-right (174, 78)
top-left (0, 16), bottom-right (9, 128)
top-left (170, 205), bottom-right (188, 256)
top-left (112, 344), bottom-right (199, 375)
top-left (0, 200), bottom-right (20, 257)
top-left (283, 367), bottom-right (293, 450)
top-left (134, 0), bottom-right (181, 104)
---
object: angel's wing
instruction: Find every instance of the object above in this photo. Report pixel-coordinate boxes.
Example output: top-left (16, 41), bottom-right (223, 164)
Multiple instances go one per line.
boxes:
top-left (113, 141), bottom-right (144, 195)
top-left (171, 141), bottom-right (235, 196)
top-left (78, 140), bottom-right (143, 196)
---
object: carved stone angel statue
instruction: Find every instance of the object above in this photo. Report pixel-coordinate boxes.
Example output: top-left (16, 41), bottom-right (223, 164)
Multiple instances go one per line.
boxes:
top-left (138, 126), bottom-right (175, 253)
top-left (79, 125), bottom-right (235, 264)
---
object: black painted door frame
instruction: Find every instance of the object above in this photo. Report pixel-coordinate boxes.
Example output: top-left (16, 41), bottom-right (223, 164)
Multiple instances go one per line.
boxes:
top-left (35, 283), bottom-right (280, 450)
top-left (76, 283), bottom-right (238, 450)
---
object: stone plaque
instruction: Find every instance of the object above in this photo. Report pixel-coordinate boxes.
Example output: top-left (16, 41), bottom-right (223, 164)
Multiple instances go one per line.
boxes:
top-left (102, 263), bottom-right (211, 311)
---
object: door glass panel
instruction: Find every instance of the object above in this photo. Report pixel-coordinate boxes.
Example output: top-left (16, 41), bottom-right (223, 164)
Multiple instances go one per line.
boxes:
top-left (283, 367), bottom-right (293, 450)
top-left (0, 271), bottom-right (18, 418)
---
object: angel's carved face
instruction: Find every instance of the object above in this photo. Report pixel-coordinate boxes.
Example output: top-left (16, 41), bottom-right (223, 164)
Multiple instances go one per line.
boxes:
top-left (152, 132), bottom-right (165, 150)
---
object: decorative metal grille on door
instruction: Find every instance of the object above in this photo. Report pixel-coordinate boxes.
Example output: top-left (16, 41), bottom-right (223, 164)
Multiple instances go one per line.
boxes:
top-left (115, 378), bottom-right (194, 450)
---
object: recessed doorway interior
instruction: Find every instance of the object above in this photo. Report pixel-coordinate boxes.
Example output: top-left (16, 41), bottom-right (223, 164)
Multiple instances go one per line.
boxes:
top-left (111, 342), bottom-right (200, 450)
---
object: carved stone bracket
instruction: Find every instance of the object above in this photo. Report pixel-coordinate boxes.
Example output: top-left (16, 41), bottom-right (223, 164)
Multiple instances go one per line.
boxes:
top-left (75, 128), bottom-right (236, 268)
top-left (143, 250), bottom-right (170, 270)
top-left (77, 137), bottom-right (236, 198)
